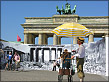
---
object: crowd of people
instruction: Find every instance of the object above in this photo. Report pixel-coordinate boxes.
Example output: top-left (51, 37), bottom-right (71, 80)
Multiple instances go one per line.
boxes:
top-left (5, 51), bottom-right (20, 71)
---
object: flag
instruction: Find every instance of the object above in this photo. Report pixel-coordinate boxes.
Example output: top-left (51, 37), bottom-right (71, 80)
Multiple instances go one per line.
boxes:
top-left (17, 35), bottom-right (21, 42)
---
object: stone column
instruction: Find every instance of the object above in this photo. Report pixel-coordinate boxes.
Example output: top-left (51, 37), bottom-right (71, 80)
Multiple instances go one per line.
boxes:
top-left (28, 53), bottom-right (30, 62)
top-left (56, 48), bottom-right (58, 59)
top-left (38, 33), bottom-right (43, 45)
top-left (30, 48), bottom-right (33, 62)
top-left (43, 34), bottom-right (48, 45)
top-left (53, 34), bottom-right (58, 45)
top-left (49, 48), bottom-right (51, 61)
top-left (24, 33), bottom-right (29, 44)
top-left (40, 49), bottom-right (43, 63)
top-left (88, 34), bottom-right (94, 42)
top-left (28, 33), bottom-right (33, 44)
top-left (73, 37), bottom-right (77, 44)
top-left (42, 49), bottom-right (44, 63)
top-left (55, 49), bottom-right (56, 60)
top-left (34, 48), bottom-right (37, 62)
top-left (36, 48), bottom-right (38, 62)
top-left (58, 37), bottom-right (61, 45)
top-left (105, 34), bottom-right (109, 76)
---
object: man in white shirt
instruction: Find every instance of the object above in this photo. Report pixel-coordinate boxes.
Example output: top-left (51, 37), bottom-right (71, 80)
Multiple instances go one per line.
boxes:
top-left (71, 37), bottom-right (85, 82)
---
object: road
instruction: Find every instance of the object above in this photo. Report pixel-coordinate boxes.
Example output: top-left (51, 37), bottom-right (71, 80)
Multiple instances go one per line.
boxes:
top-left (1, 70), bottom-right (108, 82)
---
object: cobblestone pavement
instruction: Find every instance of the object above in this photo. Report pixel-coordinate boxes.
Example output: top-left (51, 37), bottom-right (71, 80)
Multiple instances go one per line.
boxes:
top-left (1, 70), bottom-right (108, 82)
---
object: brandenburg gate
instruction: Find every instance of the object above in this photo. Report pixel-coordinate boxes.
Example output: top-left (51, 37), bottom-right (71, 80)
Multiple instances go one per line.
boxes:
top-left (21, 2), bottom-right (108, 45)
top-left (21, 15), bottom-right (108, 45)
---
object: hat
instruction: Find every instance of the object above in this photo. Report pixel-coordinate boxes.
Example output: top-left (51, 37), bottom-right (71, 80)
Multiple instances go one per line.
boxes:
top-left (77, 37), bottom-right (85, 42)
top-left (64, 49), bottom-right (68, 52)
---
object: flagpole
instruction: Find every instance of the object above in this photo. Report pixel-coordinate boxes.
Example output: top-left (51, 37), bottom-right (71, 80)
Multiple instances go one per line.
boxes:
top-left (70, 28), bottom-right (72, 54)
top-left (70, 29), bottom-right (73, 75)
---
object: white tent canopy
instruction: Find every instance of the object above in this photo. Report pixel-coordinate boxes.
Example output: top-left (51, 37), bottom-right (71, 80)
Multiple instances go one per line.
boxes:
top-left (1, 41), bottom-right (30, 53)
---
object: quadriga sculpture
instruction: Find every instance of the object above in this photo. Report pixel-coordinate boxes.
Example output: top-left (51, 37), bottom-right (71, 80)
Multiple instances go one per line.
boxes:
top-left (56, 2), bottom-right (77, 15)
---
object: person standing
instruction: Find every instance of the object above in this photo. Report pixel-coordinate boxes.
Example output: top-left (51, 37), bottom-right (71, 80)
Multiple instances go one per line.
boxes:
top-left (8, 52), bottom-right (12, 70)
top-left (52, 60), bottom-right (57, 71)
top-left (5, 55), bottom-right (9, 71)
top-left (71, 37), bottom-right (85, 82)
top-left (5, 52), bottom-right (12, 70)
top-left (0, 49), bottom-right (4, 69)
top-left (13, 52), bottom-right (20, 71)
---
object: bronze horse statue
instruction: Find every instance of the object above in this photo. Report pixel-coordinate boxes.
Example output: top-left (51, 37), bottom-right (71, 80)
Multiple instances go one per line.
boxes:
top-left (72, 5), bottom-right (77, 14)
top-left (56, 3), bottom-right (77, 15)
top-left (56, 6), bottom-right (62, 15)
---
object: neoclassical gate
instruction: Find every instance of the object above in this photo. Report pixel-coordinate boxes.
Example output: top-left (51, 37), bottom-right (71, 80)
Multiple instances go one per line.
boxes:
top-left (21, 15), bottom-right (108, 45)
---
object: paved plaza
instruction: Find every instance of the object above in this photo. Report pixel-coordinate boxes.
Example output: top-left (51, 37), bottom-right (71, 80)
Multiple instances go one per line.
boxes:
top-left (0, 70), bottom-right (108, 82)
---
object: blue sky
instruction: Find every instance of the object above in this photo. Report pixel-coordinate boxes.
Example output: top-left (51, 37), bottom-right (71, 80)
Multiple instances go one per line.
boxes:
top-left (1, 1), bottom-right (108, 45)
